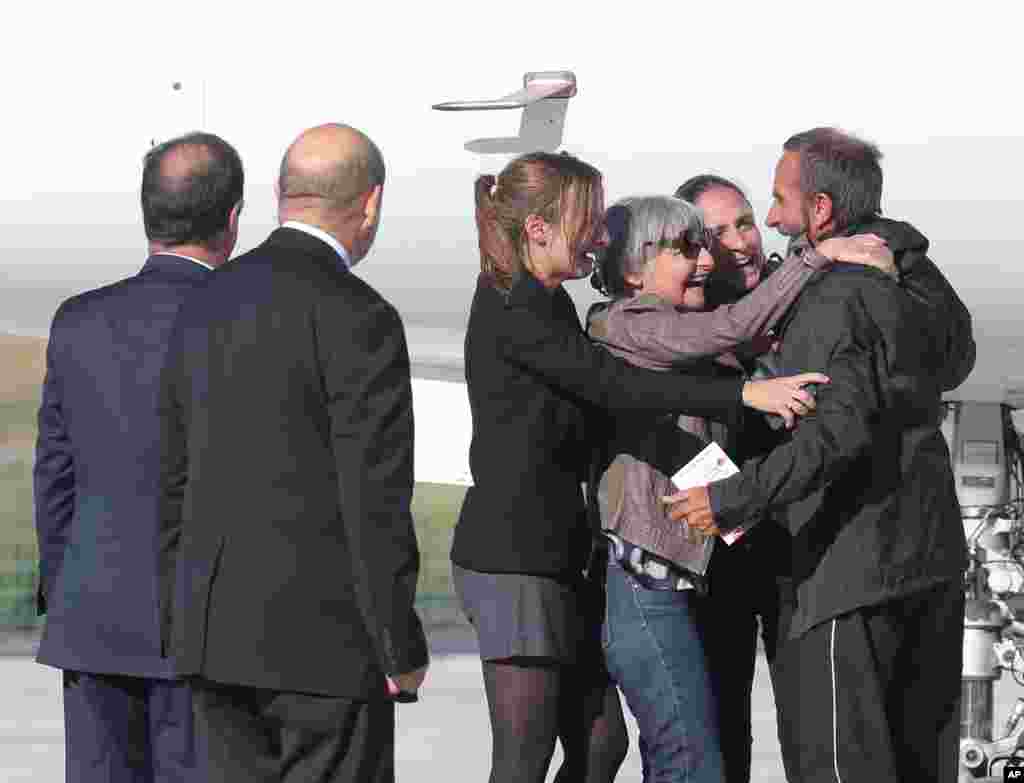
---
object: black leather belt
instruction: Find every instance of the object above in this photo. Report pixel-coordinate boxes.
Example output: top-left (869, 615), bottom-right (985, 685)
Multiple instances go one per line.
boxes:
top-left (604, 534), bottom-right (700, 592)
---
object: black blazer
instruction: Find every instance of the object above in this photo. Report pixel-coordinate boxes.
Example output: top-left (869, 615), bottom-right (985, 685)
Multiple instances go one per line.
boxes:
top-left (34, 254), bottom-right (211, 679)
top-left (451, 272), bottom-right (744, 578)
top-left (158, 227), bottom-right (427, 699)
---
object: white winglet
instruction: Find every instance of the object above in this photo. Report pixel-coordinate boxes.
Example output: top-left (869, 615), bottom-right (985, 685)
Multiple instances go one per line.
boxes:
top-left (432, 71), bottom-right (576, 111)
top-left (433, 71), bottom-right (577, 154)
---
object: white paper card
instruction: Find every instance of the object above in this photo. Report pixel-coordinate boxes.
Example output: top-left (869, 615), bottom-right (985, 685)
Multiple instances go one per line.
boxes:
top-left (670, 441), bottom-right (753, 546)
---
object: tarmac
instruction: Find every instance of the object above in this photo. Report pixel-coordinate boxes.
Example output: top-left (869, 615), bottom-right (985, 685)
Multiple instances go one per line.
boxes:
top-left (4, 625), bottom-right (1017, 782)
top-left (0, 625), bottom-right (788, 782)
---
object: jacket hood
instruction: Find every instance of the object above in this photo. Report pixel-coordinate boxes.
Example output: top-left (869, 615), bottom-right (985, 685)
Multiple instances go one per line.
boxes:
top-left (846, 216), bottom-right (929, 256)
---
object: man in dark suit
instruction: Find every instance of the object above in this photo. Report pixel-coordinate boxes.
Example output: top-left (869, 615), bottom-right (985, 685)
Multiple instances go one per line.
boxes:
top-left (158, 123), bottom-right (429, 783)
top-left (34, 131), bottom-right (244, 781)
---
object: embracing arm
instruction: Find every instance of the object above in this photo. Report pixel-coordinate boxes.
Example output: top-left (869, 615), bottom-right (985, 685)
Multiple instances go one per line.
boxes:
top-left (613, 249), bottom-right (832, 365)
top-left (499, 290), bottom-right (743, 419)
top-left (707, 302), bottom-right (881, 533)
top-left (32, 318), bottom-right (76, 615)
top-left (320, 296), bottom-right (428, 681)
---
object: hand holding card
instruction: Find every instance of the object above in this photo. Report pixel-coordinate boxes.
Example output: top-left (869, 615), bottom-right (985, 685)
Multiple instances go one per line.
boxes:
top-left (669, 442), bottom-right (754, 545)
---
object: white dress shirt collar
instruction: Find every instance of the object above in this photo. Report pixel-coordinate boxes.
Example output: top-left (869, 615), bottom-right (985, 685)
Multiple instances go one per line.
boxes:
top-left (156, 252), bottom-right (215, 271)
top-left (281, 221), bottom-right (352, 269)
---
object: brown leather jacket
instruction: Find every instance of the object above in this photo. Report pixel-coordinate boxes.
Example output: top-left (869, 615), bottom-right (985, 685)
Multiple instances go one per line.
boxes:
top-left (586, 247), bottom-right (830, 575)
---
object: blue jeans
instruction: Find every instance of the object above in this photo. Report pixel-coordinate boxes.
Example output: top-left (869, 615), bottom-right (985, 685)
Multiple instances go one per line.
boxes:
top-left (603, 561), bottom-right (724, 783)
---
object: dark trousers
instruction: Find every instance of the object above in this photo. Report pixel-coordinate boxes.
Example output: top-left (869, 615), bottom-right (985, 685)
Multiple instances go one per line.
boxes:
top-left (62, 670), bottom-right (196, 783)
top-left (770, 580), bottom-right (964, 783)
top-left (190, 677), bottom-right (395, 783)
top-left (697, 538), bottom-right (784, 783)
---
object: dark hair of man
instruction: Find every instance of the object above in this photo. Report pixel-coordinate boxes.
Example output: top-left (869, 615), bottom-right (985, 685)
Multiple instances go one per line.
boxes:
top-left (674, 174), bottom-right (749, 207)
top-left (141, 132), bottom-right (244, 245)
top-left (783, 127), bottom-right (883, 232)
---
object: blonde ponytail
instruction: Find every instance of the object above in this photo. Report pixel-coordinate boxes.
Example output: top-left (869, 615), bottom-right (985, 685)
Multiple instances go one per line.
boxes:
top-left (475, 174), bottom-right (515, 290)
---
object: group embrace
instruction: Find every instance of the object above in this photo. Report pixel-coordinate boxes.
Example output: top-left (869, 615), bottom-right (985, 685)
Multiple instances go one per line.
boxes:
top-left (454, 129), bottom-right (972, 783)
top-left (33, 121), bottom-right (973, 783)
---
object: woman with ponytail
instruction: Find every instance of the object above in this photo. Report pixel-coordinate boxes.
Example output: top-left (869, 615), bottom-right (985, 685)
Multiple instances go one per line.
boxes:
top-left (450, 152), bottom-right (826, 783)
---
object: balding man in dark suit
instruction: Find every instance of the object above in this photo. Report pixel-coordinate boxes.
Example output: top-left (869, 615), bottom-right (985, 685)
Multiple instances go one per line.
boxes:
top-left (34, 131), bottom-right (244, 782)
top-left (158, 123), bottom-right (428, 783)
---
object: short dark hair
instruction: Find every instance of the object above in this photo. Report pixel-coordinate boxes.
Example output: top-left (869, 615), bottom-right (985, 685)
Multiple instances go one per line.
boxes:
top-left (783, 127), bottom-right (883, 231)
top-left (141, 132), bottom-right (244, 245)
top-left (674, 174), bottom-right (749, 206)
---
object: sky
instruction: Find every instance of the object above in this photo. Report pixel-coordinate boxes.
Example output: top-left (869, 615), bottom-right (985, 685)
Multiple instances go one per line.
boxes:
top-left (2, 1), bottom-right (1022, 405)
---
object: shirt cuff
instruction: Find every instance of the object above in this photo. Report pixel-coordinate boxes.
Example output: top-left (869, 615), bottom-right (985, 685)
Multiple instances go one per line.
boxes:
top-left (708, 480), bottom-right (740, 532)
top-left (800, 247), bottom-right (832, 271)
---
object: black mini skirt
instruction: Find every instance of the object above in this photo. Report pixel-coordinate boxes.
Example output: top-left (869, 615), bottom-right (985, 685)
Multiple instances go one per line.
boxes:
top-left (452, 563), bottom-right (607, 668)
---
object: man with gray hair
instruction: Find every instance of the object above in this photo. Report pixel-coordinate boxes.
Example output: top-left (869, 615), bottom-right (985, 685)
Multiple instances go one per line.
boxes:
top-left (666, 127), bottom-right (973, 782)
top-left (158, 123), bottom-right (428, 783)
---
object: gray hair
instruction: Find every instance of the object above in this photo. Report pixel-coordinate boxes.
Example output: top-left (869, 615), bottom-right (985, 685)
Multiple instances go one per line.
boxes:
top-left (597, 195), bottom-right (705, 298)
top-left (783, 127), bottom-right (883, 232)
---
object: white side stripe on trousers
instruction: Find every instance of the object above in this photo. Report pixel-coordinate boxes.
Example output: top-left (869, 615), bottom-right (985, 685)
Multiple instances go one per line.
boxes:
top-left (830, 619), bottom-right (843, 783)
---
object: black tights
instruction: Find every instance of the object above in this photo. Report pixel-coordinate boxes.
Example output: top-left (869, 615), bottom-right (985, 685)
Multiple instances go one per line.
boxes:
top-left (481, 658), bottom-right (628, 783)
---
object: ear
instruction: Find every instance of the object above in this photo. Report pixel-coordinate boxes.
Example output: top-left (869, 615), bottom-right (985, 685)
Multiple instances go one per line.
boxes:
top-left (523, 214), bottom-right (551, 245)
top-left (228, 200), bottom-right (243, 234)
top-left (363, 184), bottom-right (383, 228)
top-left (811, 192), bottom-right (834, 231)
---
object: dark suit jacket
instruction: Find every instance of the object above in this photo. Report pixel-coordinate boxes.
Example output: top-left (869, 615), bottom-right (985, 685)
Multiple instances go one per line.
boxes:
top-left (158, 227), bottom-right (427, 699)
top-left (34, 253), bottom-right (212, 678)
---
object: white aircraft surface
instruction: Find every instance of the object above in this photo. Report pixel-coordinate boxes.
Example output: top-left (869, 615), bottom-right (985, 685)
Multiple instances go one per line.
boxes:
top-left (2, 2), bottom-right (1022, 488)
top-left (4, 6), bottom-right (1024, 779)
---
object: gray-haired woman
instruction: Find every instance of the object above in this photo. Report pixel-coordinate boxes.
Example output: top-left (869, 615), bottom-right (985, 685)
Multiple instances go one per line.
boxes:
top-left (586, 195), bottom-right (894, 782)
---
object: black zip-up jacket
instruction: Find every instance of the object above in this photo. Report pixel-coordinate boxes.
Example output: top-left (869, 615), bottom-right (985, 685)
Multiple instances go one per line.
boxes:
top-left (709, 217), bottom-right (973, 638)
top-left (451, 271), bottom-right (744, 579)
top-left (870, 219), bottom-right (976, 391)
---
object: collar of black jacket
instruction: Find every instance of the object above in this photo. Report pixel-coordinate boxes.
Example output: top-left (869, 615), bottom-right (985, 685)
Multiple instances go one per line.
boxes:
top-left (265, 225), bottom-right (349, 269)
top-left (141, 253), bottom-right (213, 281)
top-left (840, 216), bottom-right (930, 276)
top-left (505, 267), bottom-right (559, 311)
top-left (841, 216), bottom-right (928, 253)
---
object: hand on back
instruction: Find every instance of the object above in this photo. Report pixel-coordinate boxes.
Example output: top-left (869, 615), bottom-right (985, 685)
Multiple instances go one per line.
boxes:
top-left (817, 233), bottom-right (898, 279)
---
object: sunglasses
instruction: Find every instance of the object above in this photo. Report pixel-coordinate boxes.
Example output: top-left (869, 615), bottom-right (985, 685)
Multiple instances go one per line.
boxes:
top-left (643, 226), bottom-right (715, 258)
